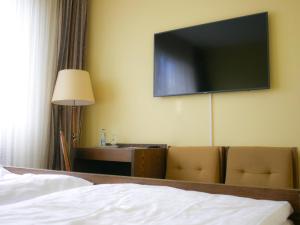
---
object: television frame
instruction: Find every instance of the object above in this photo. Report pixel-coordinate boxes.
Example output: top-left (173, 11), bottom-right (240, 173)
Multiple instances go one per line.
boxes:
top-left (153, 12), bottom-right (270, 97)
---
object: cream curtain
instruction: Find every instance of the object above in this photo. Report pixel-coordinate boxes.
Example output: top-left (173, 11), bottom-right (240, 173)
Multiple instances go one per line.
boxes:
top-left (0, 0), bottom-right (59, 168)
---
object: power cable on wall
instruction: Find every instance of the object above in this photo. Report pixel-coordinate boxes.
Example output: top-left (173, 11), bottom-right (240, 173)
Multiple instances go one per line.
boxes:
top-left (209, 93), bottom-right (214, 146)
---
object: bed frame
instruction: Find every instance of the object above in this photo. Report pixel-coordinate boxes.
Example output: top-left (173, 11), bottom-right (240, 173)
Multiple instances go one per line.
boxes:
top-left (5, 166), bottom-right (300, 224)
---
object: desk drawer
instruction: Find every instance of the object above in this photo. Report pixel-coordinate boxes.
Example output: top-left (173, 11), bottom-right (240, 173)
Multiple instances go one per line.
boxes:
top-left (75, 148), bottom-right (132, 162)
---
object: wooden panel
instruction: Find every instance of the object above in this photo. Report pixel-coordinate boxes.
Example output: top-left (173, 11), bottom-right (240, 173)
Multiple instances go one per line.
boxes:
top-left (132, 148), bottom-right (166, 178)
top-left (75, 148), bottom-right (132, 162)
top-left (4, 166), bottom-right (300, 225)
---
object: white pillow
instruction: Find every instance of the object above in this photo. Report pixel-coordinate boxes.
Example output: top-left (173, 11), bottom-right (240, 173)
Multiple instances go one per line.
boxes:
top-left (0, 165), bottom-right (12, 177)
top-left (0, 167), bottom-right (93, 205)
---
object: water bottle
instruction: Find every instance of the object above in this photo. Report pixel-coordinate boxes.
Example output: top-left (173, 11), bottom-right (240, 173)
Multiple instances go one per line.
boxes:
top-left (99, 129), bottom-right (106, 146)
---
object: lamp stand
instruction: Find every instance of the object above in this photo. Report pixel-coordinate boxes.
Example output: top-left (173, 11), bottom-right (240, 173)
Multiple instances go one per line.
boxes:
top-left (71, 105), bottom-right (78, 148)
top-left (58, 105), bottom-right (78, 171)
top-left (59, 130), bottom-right (71, 171)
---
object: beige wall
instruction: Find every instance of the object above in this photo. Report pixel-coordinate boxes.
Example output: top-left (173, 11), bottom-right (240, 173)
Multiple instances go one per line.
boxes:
top-left (82, 0), bottom-right (300, 150)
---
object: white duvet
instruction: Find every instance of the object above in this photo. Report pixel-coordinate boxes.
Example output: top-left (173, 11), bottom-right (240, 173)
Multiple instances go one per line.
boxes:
top-left (0, 183), bottom-right (293, 225)
top-left (0, 167), bottom-right (92, 205)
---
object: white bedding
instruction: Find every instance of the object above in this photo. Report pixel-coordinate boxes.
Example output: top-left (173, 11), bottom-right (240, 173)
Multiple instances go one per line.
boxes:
top-left (0, 167), bottom-right (92, 205)
top-left (0, 183), bottom-right (293, 225)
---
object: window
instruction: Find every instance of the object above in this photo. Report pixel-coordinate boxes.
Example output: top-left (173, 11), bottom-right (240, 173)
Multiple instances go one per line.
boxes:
top-left (0, 0), bottom-right (58, 167)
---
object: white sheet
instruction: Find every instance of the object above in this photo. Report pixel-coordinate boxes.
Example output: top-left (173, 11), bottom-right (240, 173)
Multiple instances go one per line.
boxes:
top-left (0, 183), bottom-right (293, 225)
top-left (0, 167), bottom-right (92, 205)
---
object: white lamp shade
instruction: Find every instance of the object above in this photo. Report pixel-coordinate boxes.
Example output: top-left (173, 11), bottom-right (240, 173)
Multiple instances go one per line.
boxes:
top-left (52, 69), bottom-right (95, 106)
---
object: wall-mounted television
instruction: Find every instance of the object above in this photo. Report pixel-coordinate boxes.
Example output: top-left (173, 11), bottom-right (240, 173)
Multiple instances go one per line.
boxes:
top-left (154, 12), bottom-right (269, 97)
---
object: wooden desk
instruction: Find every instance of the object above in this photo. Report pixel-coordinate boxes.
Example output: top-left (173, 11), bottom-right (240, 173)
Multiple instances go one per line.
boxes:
top-left (73, 146), bottom-right (166, 179)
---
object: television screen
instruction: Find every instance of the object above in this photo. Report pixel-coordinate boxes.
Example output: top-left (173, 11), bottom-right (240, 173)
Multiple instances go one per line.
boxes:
top-left (154, 12), bottom-right (269, 97)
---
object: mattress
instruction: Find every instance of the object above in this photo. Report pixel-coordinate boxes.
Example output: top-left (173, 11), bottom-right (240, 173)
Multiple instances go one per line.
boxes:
top-left (0, 183), bottom-right (293, 225)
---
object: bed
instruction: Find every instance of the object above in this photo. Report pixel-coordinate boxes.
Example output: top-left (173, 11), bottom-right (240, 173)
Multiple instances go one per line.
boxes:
top-left (2, 166), bottom-right (300, 225)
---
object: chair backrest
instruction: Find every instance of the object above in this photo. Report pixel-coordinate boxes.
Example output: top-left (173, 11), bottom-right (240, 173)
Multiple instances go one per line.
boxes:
top-left (59, 130), bottom-right (71, 172)
top-left (225, 146), bottom-right (298, 189)
top-left (165, 146), bottom-right (223, 183)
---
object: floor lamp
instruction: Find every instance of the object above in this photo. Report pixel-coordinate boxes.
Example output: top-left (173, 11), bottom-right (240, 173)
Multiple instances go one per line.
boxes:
top-left (51, 69), bottom-right (95, 170)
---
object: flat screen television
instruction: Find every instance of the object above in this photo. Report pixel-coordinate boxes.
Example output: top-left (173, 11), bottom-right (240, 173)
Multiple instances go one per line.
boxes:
top-left (154, 12), bottom-right (269, 97)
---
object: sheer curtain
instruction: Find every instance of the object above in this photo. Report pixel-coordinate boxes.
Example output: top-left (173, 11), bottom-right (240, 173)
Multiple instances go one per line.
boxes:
top-left (0, 0), bottom-right (59, 168)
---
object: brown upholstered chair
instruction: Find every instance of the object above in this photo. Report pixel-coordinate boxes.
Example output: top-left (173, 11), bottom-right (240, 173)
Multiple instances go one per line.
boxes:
top-left (165, 146), bottom-right (223, 183)
top-left (225, 146), bottom-right (298, 189)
